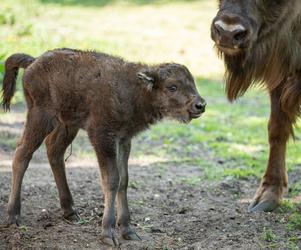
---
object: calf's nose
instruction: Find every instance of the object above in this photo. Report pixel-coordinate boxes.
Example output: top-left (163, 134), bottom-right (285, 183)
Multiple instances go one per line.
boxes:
top-left (212, 15), bottom-right (249, 48)
top-left (194, 99), bottom-right (206, 113)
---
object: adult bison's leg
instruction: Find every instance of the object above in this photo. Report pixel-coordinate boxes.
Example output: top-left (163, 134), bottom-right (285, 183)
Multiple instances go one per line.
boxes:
top-left (116, 138), bottom-right (140, 241)
top-left (6, 107), bottom-right (53, 225)
top-left (45, 124), bottom-right (79, 221)
top-left (88, 129), bottom-right (120, 247)
top-left (249, 85), bottom-right (292, 212)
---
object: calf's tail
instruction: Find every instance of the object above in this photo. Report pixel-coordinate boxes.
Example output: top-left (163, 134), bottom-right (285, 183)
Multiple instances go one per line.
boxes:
top-left (1, 53), bottom-right (35, 111)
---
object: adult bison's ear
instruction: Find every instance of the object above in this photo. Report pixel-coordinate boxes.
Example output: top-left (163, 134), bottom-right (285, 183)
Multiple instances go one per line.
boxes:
top-left (137, 69), bottom-right (157, 91)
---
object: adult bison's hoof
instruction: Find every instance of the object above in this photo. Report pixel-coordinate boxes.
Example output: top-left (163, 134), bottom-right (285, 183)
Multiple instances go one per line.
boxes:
top-left (248, 184), bottom-right (284, 212)
top-left (248, 200), bottom-right (279, 212)
top-left (100, 231), bottom-right (119, 247)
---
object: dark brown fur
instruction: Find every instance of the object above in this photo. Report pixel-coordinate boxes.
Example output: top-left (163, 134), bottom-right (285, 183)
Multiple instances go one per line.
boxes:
top-left (2, 53), bottom-right (34, 111)
top-left (1, 48), bottom-right (205, 245)
top-left (211, 0), bottom-right (301, 211)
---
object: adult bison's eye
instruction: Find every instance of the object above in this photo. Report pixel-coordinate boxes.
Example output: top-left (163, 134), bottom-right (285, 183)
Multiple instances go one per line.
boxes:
top-left (167, 85), bottom-right (177, 92)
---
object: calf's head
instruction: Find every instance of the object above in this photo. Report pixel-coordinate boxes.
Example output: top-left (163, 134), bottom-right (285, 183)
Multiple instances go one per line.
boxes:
top-left (138, 63), bottom-right (206, 123)
top-left (211, 0), bottom-right (288, 56)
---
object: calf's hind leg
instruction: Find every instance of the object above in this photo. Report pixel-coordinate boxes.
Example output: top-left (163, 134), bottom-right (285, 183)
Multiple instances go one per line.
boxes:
top-left (117, 138), bottom-right (140, 240)
top-left (45, 124), bottom-right (79, 221)
top-left (6, 108), bottom-right (53, 226)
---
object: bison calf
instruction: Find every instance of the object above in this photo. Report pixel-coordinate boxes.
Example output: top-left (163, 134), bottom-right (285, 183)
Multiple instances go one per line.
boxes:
top-left (2, 48), bottom-right (206, 246)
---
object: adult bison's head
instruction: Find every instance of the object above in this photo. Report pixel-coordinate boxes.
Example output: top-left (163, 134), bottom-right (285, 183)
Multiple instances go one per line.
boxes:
top-left (211, 0), bottom-right (289, 56)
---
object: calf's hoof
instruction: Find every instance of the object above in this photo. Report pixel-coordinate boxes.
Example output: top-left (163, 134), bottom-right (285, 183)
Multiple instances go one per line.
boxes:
top-left (248, 183), bottom-right (284, 212)
top-left (118, 225), bottom-right (141, 241)
top-left (5, 214), bottom-right (21, 227)
top-left (100, 232), bottom-right (119, 247)
top-left (122, 231), bottom-right (141, 241)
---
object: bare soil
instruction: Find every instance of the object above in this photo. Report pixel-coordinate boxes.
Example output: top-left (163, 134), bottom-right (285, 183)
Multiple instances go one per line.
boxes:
top-left (0, 116), bottom-right (300, 250)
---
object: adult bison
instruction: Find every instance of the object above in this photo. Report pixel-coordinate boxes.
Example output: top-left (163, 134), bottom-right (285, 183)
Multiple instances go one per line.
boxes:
top-left (211, 0), bottom-right (301, 212)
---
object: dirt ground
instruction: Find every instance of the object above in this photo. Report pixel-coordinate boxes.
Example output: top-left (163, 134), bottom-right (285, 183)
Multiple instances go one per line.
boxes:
top-left (0, 116), bottom-right (301, 250)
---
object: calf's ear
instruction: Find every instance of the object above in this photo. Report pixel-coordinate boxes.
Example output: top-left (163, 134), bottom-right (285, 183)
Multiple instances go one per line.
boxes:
top-left (137, 69), bottom-right (157, 91)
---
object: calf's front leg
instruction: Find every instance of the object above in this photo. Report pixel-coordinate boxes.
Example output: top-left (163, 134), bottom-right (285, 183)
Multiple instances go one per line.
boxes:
top-left (88, 130), bottom-right (120, 246)
top-left (117, 138), bottom-right (141, 240)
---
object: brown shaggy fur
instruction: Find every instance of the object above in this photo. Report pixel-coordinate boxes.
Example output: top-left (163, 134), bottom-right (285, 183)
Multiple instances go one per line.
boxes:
top-left (211, 0), bottom-right (301, 211)
top-left (1, 48), bottom-right (205, 246)
top-left (2, 53), bottom-right (34, 111)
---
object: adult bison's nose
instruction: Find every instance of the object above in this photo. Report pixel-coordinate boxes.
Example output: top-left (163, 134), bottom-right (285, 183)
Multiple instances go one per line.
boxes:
top-left (212, 15), bottom-right (249, 51)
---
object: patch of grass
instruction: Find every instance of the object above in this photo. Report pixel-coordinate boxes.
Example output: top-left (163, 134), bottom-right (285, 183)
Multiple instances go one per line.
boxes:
top-left (289, 182), bottom-right (301, 198)
top-left (38, 0), bottom-right (202, 7)
top-left (261, 228), bottom-right (278, 243)
top-left (288, 213), bottom-right (301, 230)
top-left (0, 53), bottom-right (5, 85)
top-left (274, 199), bottom-right (301, 236)
top-left (287, 237), bottom-right (301, 250)
top-left (128, 180), bottom-right (139, 189)
top-left (132, 199), bottom-right (145, 206)
top-left (19, 225), bottom-right (28, 232)
top-left (76, 218), bottom-right (94, 225)
top-left (223, 167), bottom-right (260, 180)
top-left (276, 200), bottom-right (296, 214)
top-left (181, 176), bottom-right (202, 186)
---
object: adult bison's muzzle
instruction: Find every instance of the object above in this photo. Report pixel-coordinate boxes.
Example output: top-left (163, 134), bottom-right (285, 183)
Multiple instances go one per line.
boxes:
top-left (211, 11), bottom-right (254, 55)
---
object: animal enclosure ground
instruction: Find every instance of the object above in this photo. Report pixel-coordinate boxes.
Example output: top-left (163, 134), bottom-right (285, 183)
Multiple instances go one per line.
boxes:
top-left (1, 0), bottom-right (301, 249)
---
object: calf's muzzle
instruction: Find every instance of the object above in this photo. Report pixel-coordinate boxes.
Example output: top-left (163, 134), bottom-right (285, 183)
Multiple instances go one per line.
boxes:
top-left (190, 96), bottom-right (206, 118)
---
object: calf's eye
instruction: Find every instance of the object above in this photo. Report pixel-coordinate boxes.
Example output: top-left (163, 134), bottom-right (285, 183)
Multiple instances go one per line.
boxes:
top-left (167, 85), bottom-right (177, 92)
